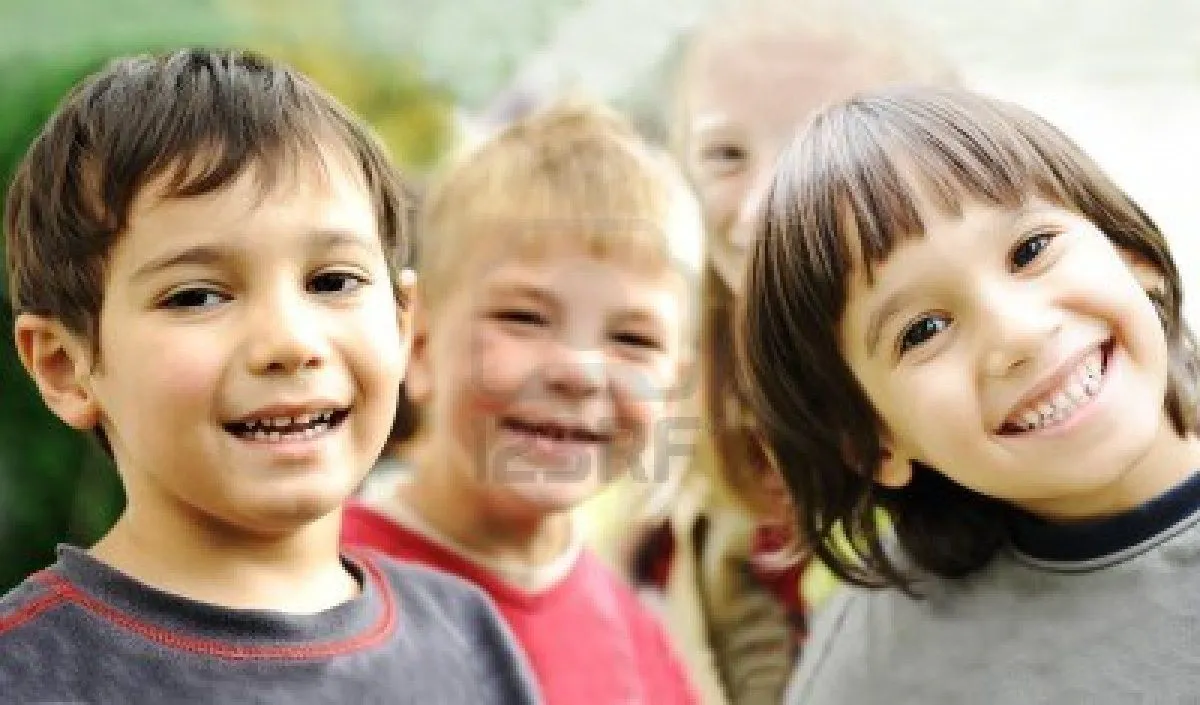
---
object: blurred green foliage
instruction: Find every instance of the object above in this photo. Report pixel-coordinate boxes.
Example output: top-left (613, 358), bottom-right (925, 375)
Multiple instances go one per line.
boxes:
top-left (0, 0), bottom-right (455, 591)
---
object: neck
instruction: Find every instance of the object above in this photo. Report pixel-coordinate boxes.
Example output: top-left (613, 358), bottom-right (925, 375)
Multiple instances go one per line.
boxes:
top-left (89, 499), bottom-right (356, 614)
top-left (1022, 416), bottom-right (1200, 523)
top-left (398, 443), bottom-right (573, 568)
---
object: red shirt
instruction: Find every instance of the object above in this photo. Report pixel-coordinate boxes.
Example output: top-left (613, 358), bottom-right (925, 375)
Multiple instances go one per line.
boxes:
top-left (342, 502), bottom-right (699, 705)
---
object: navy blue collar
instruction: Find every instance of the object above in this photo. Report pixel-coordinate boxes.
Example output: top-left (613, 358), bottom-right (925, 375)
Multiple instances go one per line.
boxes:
top-left (1007, 470), bottom-right (1200, 569)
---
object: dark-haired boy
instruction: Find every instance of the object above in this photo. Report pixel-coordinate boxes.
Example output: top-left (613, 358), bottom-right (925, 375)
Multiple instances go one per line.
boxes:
top-left (0, 48), bottom-right (539, 704)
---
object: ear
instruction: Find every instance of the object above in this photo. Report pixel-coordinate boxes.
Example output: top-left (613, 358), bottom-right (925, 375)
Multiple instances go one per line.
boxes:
top-left (13, 314), bottom-right (100, 429)
top-left (403, 291), bottom-right (433, 404)
top-left (395, 269), bottom-right (417, 369)
top-left (876, 446), bottom-right (914, 489)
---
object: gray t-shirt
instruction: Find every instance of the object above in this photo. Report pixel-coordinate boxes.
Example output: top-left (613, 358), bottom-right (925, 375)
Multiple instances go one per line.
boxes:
top-left (788, 472), bottom-right (1200, 705)
top-left (0, 545), bottom-right (542, 704)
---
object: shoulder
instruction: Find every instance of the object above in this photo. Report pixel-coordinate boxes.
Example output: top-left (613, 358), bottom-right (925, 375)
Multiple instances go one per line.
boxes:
top-left (0, 569), bottom-right (72, 646)
top-left (354, 549), bottom-right (519, 646)
top-left (786, 555), bottom-right (1067, 704)
top-left (355, 551), bottom-right (541, 701)
top-left (0, 570), bottom-right (85, 695)
top-left (0, 570), bottom-right (63, 631)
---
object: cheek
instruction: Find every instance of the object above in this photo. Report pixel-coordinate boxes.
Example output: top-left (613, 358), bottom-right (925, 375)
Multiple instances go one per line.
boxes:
top-left (696, 176), bottom-right (744, 239)
top-left (871, 365), bottom-right (979, 457)
top-left (611, 364), bottom-right (673, 430)
top-left (464, 328), bottom-right (534, 405)
top-left (114, 329), bottom-right (223, 407)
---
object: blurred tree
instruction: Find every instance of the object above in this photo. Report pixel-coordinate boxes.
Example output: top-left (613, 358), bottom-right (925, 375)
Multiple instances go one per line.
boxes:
top-left (0, 55), bottom-right (126, 592)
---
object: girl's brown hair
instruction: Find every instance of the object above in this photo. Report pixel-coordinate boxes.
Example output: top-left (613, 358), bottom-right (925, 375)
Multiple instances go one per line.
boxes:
top-left (737, 86), bottom-right (1200, 590)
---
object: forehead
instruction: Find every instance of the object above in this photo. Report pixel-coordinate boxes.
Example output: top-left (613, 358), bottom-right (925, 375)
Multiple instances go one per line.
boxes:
top-left (116, 151), bottom-right (378, 261)
top-left (470, 239), bottom-right (689, 302)
top-left (684, 33), bottom-right (898, 134)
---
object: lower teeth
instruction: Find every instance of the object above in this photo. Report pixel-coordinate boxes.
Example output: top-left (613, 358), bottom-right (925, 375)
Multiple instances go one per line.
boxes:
top-left (246, 422), bottom-right (330, 440)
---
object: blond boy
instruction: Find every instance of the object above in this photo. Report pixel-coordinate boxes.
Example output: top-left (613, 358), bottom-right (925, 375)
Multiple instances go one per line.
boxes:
top-left (343, 100), bottom-right (703, 704)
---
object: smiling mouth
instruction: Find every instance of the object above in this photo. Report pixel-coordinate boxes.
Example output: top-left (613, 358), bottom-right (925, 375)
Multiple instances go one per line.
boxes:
top-left (223, 408), bottom-right (350, 442)
top-left (500, 417), bottom-right (612, 446)
top-left (997, 340), bottom-right (1113, 436)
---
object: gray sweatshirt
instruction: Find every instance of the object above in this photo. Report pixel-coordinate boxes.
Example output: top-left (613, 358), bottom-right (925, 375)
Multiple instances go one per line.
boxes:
top-left (0, 545), bottom-right (542, 704)
top-left (788, 471), bottom-right (1200, 705)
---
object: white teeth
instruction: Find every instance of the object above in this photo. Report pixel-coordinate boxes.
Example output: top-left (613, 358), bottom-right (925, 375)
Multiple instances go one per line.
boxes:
top-left (1007, 347), bottom-right (1107, 433)
top-left (232, 408), bottom-right (342, 441)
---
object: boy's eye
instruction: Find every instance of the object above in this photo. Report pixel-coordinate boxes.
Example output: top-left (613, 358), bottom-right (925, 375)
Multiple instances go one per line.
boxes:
top-left (310, 271), bottom-right (368, 295)
top-left (1011, 232), bottom-right (1054, 270)
top-left (161, 287), bottom-right (228, 310)
top-left (493, 309), bottom-right (548, 326)
top-left (613, 331), bottom-right (663, 351)
top-left (899, 314), bottom-right (950, 354)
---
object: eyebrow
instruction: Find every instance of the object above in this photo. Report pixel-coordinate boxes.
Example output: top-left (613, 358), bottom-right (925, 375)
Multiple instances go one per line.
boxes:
top-left (864, 283), bottom-right (919, 356)
top-left (485, 282), bottom-right (560, 309)
top-left (131, 229), bottom-right (377, 282)
top-left (691, 114), bottom-right (734, 138)
top-left (861, 205), bottom-right (1041, 355)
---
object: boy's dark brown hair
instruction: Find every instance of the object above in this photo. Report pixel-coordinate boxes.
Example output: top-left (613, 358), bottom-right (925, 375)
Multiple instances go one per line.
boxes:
top-left (6, 47), bottom-right (414, 348)
top-left (5, 48), bottom-right (415, 454)
top-left (737, 86), bottom-right (1200, 591)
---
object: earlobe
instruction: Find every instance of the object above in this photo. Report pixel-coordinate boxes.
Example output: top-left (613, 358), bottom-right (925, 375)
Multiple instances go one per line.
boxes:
top-left (395, 270), bottom-right (418, 366)
top-left (876, 447), bottom-right (914, 488)
top-left (403, 304), bottom-right (432, 404)
top-left (13, 314), bottom-right (100, 430)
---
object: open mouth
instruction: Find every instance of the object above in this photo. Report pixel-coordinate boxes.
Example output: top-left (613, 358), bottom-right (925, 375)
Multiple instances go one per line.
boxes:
top-left (998, 340), bottom-right (1113, 436)
top-left (500, 417), bottom-right (612, 446)
top-left (223, 408), bottom-right (350, 442)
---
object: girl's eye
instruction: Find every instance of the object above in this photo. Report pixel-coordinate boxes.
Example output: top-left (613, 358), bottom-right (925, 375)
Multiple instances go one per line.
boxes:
top-left (310, 271), bottom-right (368, 295)
top-left (899, 314), bottom-right (951, 354)
top-left (700, 142), bottom-right (748, 175)
top-left (161, 287), bottom-right (228, 310)
top-left (1011, 232), bottom-right (1055, 270)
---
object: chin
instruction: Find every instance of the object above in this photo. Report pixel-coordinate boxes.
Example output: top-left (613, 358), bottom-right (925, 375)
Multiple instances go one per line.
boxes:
top-left (503, 482), bottom-right (601, 516)
top-left (234, 489), bottom-right (348, 535)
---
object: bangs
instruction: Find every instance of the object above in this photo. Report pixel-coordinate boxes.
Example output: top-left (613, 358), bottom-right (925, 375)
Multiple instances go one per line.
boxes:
top-left (780, 87), bottom-right (1095, 289)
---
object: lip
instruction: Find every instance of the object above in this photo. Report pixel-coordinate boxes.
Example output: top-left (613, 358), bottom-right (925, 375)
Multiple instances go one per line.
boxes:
top-left (996, 340), bottom-right (1109, 430)
top-left (226, 400), bottom-right (349, 425)
top-left (497, 415), bottom-right (616, 466)
top-left (222, 401), bottom-right (352, 464)
top-left (499, 415), bottom-right (613, 444)
top-left (996, 339), bottom-right (1115, 438)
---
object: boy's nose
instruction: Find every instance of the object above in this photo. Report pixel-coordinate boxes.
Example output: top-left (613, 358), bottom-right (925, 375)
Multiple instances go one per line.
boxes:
top-left (246, 297), bottom-right (327, 375)
top-left (543, 347), bottom-right (606, 399)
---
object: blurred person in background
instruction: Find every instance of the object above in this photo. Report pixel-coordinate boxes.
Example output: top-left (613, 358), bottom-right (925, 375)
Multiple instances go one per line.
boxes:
top-left (343, 99), bottom-right (705, 705)
top-left (596, 1), bottom-right (960, 702)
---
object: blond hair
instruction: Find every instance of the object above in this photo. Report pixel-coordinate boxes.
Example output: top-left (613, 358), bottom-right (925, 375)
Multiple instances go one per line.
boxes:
top-left (420, 98), bottom-right (704, 312)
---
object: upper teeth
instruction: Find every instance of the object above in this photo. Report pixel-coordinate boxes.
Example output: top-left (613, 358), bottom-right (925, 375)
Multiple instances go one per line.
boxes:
top-left (242, 411), bottom-right (335, 431)
top-left (1011, 351), bottom-right (1103, 432)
